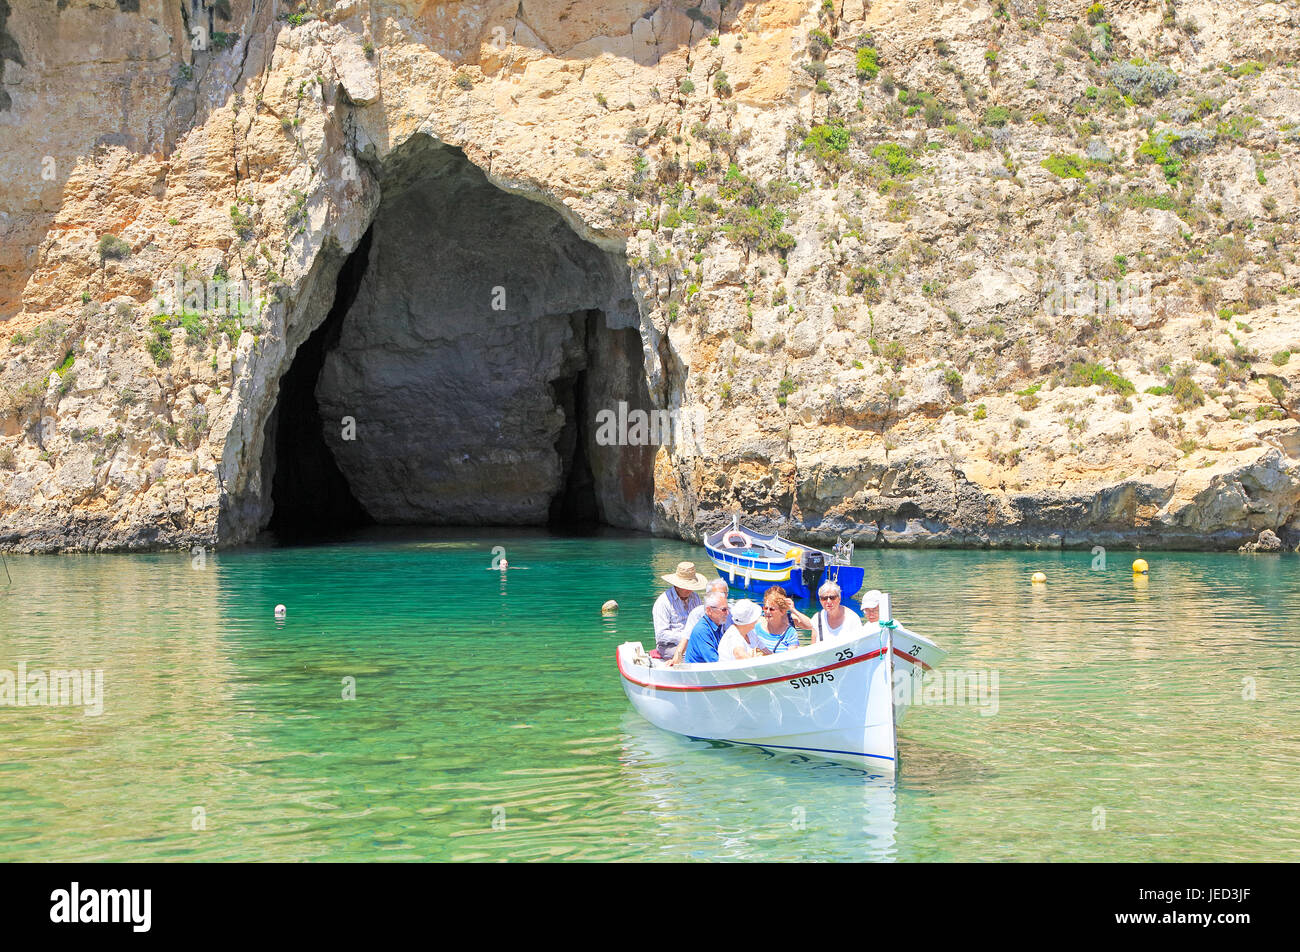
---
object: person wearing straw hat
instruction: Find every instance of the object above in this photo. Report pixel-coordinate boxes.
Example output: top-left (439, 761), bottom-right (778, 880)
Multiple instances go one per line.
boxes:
top-left (652, 561), bottom-right (707, 659)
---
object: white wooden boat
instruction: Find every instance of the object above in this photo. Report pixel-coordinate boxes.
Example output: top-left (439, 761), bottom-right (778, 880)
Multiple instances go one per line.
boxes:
top-left (616, 597), bottom-right (946, 774)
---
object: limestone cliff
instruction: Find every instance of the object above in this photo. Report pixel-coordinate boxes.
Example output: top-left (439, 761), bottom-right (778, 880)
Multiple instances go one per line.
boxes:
top-left (1, 0), bottom-right (1298, 552)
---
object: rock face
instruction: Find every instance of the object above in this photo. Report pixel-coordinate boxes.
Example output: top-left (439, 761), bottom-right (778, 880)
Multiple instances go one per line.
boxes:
top-left (1239, 528), bottom-right (1284, 553)
top-left (2, 0), bottom-right (1300, 551)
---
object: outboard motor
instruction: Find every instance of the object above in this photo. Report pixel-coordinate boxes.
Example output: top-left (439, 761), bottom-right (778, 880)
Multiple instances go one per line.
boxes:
top-left (802, 550), bottom-right (826, 598)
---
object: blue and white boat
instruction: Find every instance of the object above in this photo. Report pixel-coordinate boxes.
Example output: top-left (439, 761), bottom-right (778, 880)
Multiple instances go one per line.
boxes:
top-left (703, 516), bottom-right (865, 600)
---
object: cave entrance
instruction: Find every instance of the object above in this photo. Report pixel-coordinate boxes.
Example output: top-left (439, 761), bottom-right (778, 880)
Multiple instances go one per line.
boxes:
top-left (262, 137), bottom-right (653, 540)
top-left (263, 228), bottom-right (374, 540)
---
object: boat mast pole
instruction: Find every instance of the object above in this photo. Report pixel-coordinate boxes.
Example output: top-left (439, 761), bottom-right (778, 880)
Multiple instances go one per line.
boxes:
top-left (880, 592), bottom-right (899, 769)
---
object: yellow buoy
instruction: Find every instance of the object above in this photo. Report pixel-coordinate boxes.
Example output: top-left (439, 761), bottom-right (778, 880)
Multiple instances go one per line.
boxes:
top-left (1031, 572), bottom-right (1047, 584)
top-left (1132, 558), bottom-right (1149, 575)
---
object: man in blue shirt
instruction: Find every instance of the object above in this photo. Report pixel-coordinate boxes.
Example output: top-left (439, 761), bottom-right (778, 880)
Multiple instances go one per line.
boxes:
top-left (672, 592), bottom-right (729, 665)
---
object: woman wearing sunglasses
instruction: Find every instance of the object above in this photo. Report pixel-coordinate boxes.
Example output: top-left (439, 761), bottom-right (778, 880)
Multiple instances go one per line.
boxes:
top-left (809, 580), bottom-right (863, 644)
top-left (751, 586), bottom-right (812, 654)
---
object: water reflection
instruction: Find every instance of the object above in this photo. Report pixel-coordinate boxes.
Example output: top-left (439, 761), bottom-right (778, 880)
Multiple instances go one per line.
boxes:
top-left (616, 714), bottom-right (898, 862)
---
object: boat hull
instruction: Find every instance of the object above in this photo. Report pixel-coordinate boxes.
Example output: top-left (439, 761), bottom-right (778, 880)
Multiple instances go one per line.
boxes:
top-left (618, 627), bottom-right (907, 771)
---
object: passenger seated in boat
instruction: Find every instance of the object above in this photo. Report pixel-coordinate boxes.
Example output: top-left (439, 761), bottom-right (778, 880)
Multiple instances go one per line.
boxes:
top-left (859, 589), bottom-right (883, 628)
top-left (652, 561), bottom-right (707, 659)
top-left (717, 600), bottom-right (765, 661)
top-left (752, 587), bottom-right (812, 654)
top-left (671, 591), bottom-right (730, 665)
top-left (810, 581), bottom-right (862, 644)
top-left (683, 578), bottom-right (732, 636)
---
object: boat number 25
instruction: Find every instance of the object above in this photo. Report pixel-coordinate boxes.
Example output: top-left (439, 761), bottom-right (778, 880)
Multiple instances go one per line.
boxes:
top-left (790, 672), bottom-right (834, 689)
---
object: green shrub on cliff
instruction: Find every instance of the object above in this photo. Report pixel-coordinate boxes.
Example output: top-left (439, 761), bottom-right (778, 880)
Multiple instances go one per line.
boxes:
top-left (1172, 375), bottom-right (1204, 409)
top-left (1225, 60), bottom-right (1265, 79)
top-left (871, 142), bottom-right (915, 177)
top-left (723, 204), bottom-right (794, 255)
top-left (881, 340), bottom-right (906, 370)
top-left (802, 122), bottom-right (849, 165)
top-left (776, 375), bottom-right (797, 406)
top-left (982, 105), bottom-right (1011, 127)
top-left (148, 324), bottom-right (172, 365)
top-left (1041, 154), bottom-right (1087, 179)
top-left (1066, 361), bottom-right (1134, 395)
top-left (856, 46), bottom-right (879, 81)
top-left (230, 204), bottom-right (255, 241)
top-left (97, 234), bottom-right (131, 262)
top-left (1136, 131), bottom-right (1183, 183)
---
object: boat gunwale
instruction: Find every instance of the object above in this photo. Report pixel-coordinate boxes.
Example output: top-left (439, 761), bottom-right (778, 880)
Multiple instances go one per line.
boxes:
top-left (617, 642), bottom-right (885, 692)
top-left (704, 546), bottom-right (796, 572)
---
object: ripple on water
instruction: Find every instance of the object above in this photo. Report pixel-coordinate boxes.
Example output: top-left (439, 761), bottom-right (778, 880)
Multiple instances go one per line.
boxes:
top-left (0, 539), bottom-right (1296, 860)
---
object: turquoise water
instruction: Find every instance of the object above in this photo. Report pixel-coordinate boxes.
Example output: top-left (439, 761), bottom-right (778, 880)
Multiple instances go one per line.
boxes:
top-left (0, 530), bottom-right (1297, 861)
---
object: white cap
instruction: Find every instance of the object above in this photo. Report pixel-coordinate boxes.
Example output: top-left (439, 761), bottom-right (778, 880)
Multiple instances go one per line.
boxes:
top-left (731, 599), bottom-right (761, 625)
top-left (860, 590), bottom-right (883, 608)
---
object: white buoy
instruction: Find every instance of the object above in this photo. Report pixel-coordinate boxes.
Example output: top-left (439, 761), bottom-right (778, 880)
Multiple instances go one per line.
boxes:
top-left (274, 604), bottom-right (286, 619)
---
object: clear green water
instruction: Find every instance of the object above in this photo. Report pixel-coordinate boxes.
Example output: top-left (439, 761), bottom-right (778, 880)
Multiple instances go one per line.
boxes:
top-left (0, 530), bottom-right (1296, 861)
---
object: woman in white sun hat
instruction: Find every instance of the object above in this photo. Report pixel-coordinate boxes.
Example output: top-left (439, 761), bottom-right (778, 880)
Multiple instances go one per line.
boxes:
top-left (717, 599), bottom-right (765, 661)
